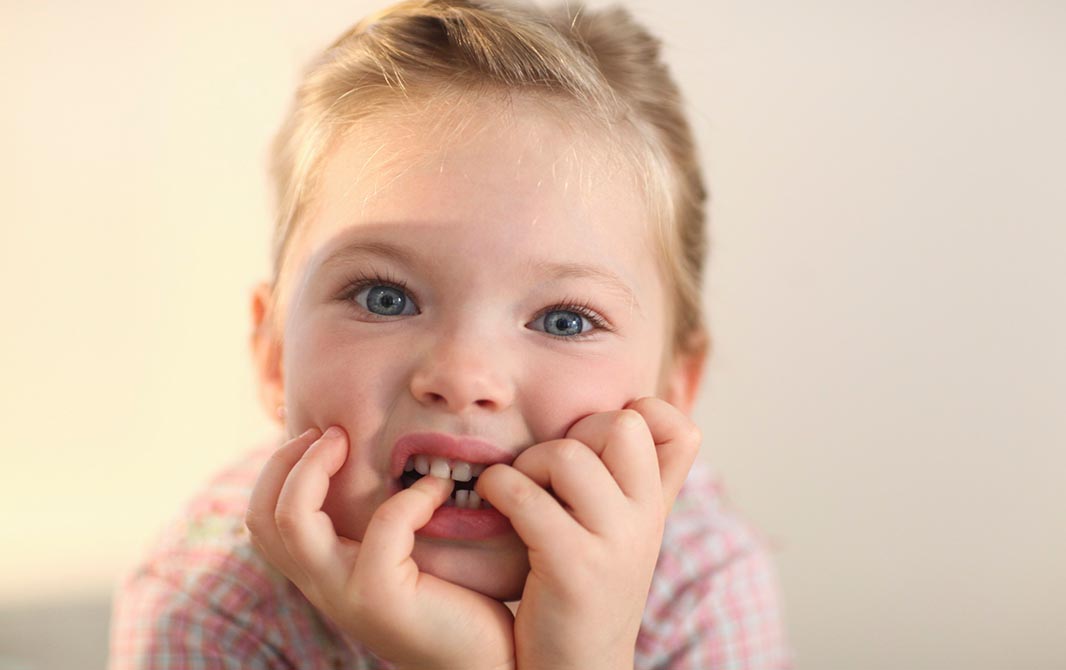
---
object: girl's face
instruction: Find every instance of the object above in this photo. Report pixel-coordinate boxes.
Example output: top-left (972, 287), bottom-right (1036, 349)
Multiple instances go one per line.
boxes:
top-left (260, 100), bottom-right (685, 601)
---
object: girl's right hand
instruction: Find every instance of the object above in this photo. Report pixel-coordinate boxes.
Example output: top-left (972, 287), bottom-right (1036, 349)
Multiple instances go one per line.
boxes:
top-left (245, 426), bottom-right (516, 670)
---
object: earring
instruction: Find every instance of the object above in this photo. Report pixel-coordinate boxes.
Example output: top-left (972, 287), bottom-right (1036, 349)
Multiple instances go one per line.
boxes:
top-left (275, 404), bottom-right (287, 420)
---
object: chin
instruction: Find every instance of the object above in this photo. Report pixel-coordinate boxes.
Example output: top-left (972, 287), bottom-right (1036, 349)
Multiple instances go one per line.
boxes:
top-left (411, 537), bottom-right (530, 601)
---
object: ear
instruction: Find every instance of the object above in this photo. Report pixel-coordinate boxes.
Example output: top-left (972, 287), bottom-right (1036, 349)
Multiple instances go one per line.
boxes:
top-left (659, 331), bottom-right (709, 416)
top-left (250, 281), bottom-right (285, 428)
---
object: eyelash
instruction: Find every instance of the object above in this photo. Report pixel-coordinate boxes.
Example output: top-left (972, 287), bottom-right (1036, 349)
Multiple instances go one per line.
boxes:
top-left (337, 271), bottom-right (613, 341)
top-left (538, 297), bottom-right (613, 341)
top-left (339, 269), bottom-right (413, 318)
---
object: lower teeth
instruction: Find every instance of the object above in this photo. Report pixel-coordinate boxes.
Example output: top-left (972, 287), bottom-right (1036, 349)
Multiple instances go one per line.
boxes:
top-left (444, 495), bottom-right (487, 510)
top-left (449, 489), bottom-right (490, 510)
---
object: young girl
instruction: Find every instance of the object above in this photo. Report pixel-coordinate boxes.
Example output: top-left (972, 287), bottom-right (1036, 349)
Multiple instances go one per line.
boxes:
top-left (109, 1), bottom-right (791, 667)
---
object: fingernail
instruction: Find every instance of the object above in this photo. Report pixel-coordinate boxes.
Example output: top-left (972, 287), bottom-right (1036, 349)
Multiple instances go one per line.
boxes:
top-left (322, 426), bottom-right (343, 440)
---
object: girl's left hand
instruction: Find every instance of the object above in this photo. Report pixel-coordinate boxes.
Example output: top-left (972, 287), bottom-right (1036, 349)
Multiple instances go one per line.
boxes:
top-left (475, 397), bottom-right (702, 670)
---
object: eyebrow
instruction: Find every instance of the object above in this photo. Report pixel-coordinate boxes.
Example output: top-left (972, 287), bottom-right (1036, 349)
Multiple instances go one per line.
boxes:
top-left (529, 259), bottom-right (642, 312)
top-left (318, 239), bottom-right (642, 312)
top-left (319, 240), bottom-right (418, 271)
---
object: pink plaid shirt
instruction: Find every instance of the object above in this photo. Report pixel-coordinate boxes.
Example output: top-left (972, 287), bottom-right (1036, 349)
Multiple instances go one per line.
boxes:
top-left (109, 439), bottom-right (792, 669)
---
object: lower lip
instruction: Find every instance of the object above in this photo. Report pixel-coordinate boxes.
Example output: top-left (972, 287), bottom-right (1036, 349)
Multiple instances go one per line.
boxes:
top-left (389, 480), bottom-right (515, 540)
top-left (419, 504), bottom-right (514, 540)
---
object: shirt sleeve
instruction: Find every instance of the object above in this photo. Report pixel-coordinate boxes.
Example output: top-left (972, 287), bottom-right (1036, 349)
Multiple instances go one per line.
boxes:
top-left (108, 569), bottom-right (293, 670)
top-left (107, 446), bottom-right (353, 670)
top-left (635, 462), bottom-right (794, 670)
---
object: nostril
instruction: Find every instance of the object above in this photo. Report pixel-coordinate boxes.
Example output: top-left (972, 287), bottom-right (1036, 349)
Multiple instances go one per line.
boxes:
top-left (421, 393), bottom-right (496, 411)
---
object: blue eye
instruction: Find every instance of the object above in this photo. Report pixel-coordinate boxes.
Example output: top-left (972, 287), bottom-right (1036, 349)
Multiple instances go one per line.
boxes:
top-left (540, 309), bottom-right (588, 336)
top-left (349, 281), bottom-right (415, 315)
top-left (528, 302), bottom-right (609, 341)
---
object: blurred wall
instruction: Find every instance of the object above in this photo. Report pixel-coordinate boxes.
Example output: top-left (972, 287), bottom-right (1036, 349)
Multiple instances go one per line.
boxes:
top-left (1, 1), bottom-right (1064, 669)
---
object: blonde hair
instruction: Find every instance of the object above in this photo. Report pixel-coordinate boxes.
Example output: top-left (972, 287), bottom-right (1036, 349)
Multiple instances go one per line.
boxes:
top-left (267, 0), bottom-right (709, 359)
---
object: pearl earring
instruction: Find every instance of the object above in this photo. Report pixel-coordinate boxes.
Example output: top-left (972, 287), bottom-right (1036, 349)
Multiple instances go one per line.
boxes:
top-left (275, 405), bottom-right (287, 420)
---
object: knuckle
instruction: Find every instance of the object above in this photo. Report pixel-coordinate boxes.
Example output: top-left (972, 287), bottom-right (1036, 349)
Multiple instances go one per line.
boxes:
top-left (266, 446), bottom-right (295, 467)
top-left (685, 423), bottom-right (703, 449)
top-left (613, 408), bottom-right (645, 433)
top-left (553, 438), bottom-right (586, 463)
top-left (274, 505), bottom-right (300, 535)
top-left (244, 508), bottom-right (263, 536)
top-left (510, 479), bottom-right (540, 511)
top-left (371, 503), bottom-right (405, 527)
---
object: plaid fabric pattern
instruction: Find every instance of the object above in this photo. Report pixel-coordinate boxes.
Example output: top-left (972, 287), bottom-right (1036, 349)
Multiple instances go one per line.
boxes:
top-left (109, 440), bottom-right (792, 669)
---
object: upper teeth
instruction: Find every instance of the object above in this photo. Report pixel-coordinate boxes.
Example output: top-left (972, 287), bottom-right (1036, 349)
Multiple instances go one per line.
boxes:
top-left (406, 455), bottom-right (487, 481)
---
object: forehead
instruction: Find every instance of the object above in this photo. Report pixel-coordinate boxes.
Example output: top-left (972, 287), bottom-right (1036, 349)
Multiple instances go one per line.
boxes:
top-left (287, 95), bottom-right (659, 302)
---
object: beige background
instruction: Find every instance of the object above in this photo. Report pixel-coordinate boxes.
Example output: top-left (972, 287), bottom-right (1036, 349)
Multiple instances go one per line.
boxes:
top-left (2, 1), bottom-right (1064, 668)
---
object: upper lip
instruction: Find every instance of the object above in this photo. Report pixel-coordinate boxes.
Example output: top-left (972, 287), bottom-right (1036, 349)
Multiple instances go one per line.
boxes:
top-left (391, 432), bottom-right (516, 479)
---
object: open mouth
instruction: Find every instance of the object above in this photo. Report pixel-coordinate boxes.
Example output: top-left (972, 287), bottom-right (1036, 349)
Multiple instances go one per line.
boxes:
top-left (400, 455), bottom-right (492, 510)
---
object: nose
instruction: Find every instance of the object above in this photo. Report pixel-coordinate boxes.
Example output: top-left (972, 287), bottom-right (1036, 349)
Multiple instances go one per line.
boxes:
top-left (409, 328), bottom-right (516, 414)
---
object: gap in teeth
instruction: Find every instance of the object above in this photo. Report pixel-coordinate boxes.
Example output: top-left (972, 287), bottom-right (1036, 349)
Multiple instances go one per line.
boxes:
top-left (405, 455), bottom-right (487, 481)
top-left (401, 455), bottom-right (490, 510)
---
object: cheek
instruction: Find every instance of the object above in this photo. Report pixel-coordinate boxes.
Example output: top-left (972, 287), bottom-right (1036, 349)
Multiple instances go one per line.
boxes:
top-left (283, 317), bottom-right (405, 424)
top-left (523, 350), bottom-right (660, 440)
top-left (283, 318), bottom-right (404, 538)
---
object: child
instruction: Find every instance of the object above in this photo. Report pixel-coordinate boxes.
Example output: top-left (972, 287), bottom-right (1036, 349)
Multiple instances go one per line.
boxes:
top-left (109, 0), bottom-right (791, 667)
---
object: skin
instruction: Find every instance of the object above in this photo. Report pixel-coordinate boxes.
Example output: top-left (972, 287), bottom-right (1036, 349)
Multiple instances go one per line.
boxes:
top-left (246, 95), bottom-right (707, 669)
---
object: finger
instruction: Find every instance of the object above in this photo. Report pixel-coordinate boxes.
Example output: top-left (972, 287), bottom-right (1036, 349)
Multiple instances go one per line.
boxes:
top-left (564, 409), bottom-right (659, 503)
top-left (245, 428), bottom-right (322, 579)
top-left (475, 464), bottom-right (581, 559)
top-left (356, 474), bottom-right (454, 579)
top-left (509, 439), bottom-right (624, 535)
top-left (275, 426), bottom-right (356, 586)
top-left (624, 397), bottom-right (702, 510)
